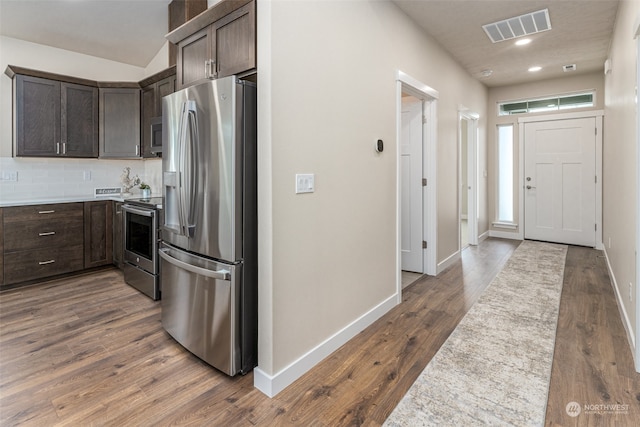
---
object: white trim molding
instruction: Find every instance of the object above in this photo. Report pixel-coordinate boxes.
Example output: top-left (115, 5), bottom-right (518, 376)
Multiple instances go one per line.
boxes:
top-left (253, 293), bottom-right (398, 397)
top-left (396, 70), bottom-right (439, 295)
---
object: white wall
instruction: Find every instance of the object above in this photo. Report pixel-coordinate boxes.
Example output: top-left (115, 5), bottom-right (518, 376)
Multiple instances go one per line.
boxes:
top-left (0, 36), bottom-right (164, 201)
top-left (255, 0), bottom-right (488, 396)
top-left (602, 0), bottom-right (640, 364)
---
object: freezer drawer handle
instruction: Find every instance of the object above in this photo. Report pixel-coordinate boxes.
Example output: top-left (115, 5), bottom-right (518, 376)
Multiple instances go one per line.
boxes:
top-left (159, 248), bottom-right (230, 281)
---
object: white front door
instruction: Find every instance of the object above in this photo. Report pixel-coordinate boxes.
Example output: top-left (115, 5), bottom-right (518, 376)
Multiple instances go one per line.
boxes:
top-left (401, 97), bottom-right (423, 272)
top-left (524, 117), bottom-right (596, 246)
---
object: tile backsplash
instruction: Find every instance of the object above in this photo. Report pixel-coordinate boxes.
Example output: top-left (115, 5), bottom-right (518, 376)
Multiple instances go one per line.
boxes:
top-left (0, 156), bottom-right (162, 202)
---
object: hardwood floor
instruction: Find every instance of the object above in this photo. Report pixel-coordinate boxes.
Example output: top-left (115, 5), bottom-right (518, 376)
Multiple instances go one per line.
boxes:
top-left (545, 246), bottom-right (640, 426)
top-left (0, 239), bottom-right (637, 426)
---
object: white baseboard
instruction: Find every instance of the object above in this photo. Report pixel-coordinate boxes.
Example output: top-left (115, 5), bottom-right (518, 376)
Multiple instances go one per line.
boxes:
top-left (437, 250), bottom-right (460, 275)
top-left (602, 248), bottom-right (636, 358)
top-left (478, 230), bottom-right (490, 242)
top-left (489, 230), bottom-right (523, 240)
top-left (253, 293), bottom-right (398, 397)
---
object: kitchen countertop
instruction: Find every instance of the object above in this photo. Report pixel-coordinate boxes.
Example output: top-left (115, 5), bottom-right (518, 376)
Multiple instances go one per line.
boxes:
top-left (0, 194), bottom-right (163, 208)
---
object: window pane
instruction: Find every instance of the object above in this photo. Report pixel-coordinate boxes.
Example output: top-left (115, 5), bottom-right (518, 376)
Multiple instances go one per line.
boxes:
top-left (497, 125), bottom-right (513, 222)
top-left (498, 92), bottom-right (594, 115)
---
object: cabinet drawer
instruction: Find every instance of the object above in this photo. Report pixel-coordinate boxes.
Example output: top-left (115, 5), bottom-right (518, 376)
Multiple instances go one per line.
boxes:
top-left (4, 218), bottom-right (83, 252)
top-left (3, 203), bottom-right (84, 223)
top-left (3, 245), bottom-right (84, 285)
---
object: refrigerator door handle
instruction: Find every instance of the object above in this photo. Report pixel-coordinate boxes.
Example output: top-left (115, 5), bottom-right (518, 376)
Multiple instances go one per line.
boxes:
top-left (159, 248), bottom-right (230, 281)
top-left (178, 100), bottom-right (198, 238)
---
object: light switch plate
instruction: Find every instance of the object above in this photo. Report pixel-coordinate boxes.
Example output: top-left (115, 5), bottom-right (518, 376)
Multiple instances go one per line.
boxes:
top-left (295, 174), bottom-right (315, 194)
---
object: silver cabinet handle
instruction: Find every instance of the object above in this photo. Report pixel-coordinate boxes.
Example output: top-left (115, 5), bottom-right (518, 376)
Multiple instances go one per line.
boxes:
top-left (39, 231), bottom-right (56, 236)
top-left (159, 248), bottom-right (230, 281)
top-left (39, 260), bottom-right (55, 265)
top-left (56, 142), bottom-right (60, 154)
top-left (38, 210), bottom-right (55, 214)
top-left (63, 142), bottom-right (67, 154)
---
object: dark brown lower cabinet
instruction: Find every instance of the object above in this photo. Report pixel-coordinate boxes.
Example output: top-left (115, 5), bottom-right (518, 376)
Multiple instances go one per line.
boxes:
top-left (0, 201), bottom-right (116, 287)
top-left (4, 245), bottom-right (84, 284)
top-left (0, 208), bottom-right (3, 285)
top-left (84, 201), bottom-right (113, 268)
top-left (112, 201), bottom-right (124, 270)
top-left (2, 203), bottom-right (85, 286)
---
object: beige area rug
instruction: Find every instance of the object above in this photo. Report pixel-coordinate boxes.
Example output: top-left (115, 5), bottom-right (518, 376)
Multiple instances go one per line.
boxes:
top-left (384, 240), bottom-right (567, 427)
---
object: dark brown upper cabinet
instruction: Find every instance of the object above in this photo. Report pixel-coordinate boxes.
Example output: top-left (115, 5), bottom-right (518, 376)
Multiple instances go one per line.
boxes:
top-left (168, 0), bottom-right (208, 66)
top-left (14, 75), bottom-right (98, 158)
top-left (99, 87), bottom-right (141, 159)
top-left (169, 0), bottom-right (256, 90)
top-left (140, 68), bottom-right (176, 158)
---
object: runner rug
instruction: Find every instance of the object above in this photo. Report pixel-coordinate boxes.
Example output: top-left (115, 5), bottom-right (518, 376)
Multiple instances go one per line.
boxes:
top-left (384, 240), bottom-right (567, 426)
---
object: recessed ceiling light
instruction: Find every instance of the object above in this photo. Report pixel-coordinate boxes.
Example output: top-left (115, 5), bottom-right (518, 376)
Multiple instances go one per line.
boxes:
top-left (480, 69), bottom-right (493, 77)
top-left (528, 66), bottom-right (542, 72)
top-left (515, 38), bottom-right (531, 46)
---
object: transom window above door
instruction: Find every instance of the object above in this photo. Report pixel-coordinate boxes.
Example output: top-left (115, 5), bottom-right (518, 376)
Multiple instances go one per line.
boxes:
top-left (498, 91), bottom-right (594, 116)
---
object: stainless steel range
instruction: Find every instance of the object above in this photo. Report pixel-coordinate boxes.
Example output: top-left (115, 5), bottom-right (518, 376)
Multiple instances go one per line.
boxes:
top-left (122, 197), bottom-right (163, 300)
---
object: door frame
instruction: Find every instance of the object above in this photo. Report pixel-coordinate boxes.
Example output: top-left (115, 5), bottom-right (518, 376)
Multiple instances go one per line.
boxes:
top-left (396, 71), bottom-right (438, 303)
top-left (458, 108), bottom-right (479, 248)
top-left (635, 28), bottom-right (640, 372)
top-left (517, 110), bottom-right (603, 249)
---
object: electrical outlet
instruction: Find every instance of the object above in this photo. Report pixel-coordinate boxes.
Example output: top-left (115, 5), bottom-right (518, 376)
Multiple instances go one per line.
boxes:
top-left (1, 171), bottom-right (18, 181)
top-left (83, 170), bottom-right (92, 181)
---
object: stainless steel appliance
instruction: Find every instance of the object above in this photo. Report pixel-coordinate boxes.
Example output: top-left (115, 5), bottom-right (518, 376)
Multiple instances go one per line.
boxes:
top-left (150, 117), bottom-right (163, 154)
top-left (160, 76), bottom-right (257, 376)
top-left (123, 197), bottom-right (163, 300)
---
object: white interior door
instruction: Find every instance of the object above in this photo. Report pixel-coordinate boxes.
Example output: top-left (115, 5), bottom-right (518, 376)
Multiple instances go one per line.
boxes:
top-left (524, 117), bottom-right (596, 246)
top-left (401, 96), bottom-right (423, 272)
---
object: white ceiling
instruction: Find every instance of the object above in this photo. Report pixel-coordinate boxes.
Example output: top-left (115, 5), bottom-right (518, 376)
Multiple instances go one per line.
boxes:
top-left (0, 0), bottom-right (171, 68)
top-left (392, 0), bottom-right (620, 87)
top-left (0, 0), bottom-right (620, 86)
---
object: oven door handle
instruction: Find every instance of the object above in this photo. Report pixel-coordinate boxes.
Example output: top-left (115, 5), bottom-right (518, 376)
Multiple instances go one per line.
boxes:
top-left (159, 248), bottom-right (230, 281)
top-left (122, 205), bottom-right (155, 217)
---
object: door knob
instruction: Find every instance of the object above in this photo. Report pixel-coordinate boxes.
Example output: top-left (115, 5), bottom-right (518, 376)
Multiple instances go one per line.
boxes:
top-left (526, 177), bottom-right (532, 181)
top-left (526, 185), bottom-right (536, 189)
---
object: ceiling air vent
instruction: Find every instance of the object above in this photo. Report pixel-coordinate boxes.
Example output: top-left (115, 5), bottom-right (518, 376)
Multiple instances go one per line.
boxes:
top-left (482, 9), bottom-right (551, 43)
top-left (563, 64), bottom-right (577, 72)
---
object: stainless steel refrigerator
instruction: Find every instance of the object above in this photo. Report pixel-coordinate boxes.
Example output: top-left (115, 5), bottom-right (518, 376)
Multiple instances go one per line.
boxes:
top-left (159, 76), bottom-right (257, 376)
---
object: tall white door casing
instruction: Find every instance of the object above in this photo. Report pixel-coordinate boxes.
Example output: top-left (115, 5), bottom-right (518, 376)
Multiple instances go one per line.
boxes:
top-left (401, 97), bottom-right (423, 273)
top-left (524, 117), bottom-right (596, 246)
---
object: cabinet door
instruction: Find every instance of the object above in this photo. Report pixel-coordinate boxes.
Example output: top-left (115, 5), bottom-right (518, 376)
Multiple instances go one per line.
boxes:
top-left (176, 26), bottom-right (212, 90)
top-left (112, 201), bottom-right (124, 270)
top-left (141, 84), bottom-right (157, 158)
top-left (212, 0), bottom-right (256, 79)
top-left (156, 75), bottom-right (175, 115)
top-left (15, 75), bottom-right (60, 156)
top-left (61, 83), bottom-right (99, 157)
top-left (99, 88), bottom-right (141, 158)
top-left (84, 201), bottom-right (113, 268)
top-left (0, 208), bottom-right (3, 286)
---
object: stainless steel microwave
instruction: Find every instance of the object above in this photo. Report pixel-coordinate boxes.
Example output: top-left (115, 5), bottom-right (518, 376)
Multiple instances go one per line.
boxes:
top-left (150, 117), bottom-right (162, 154)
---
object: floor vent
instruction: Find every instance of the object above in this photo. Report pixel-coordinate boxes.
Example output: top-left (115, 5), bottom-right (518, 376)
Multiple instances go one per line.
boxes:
top-left (482, 9), bottom-right (551, 43)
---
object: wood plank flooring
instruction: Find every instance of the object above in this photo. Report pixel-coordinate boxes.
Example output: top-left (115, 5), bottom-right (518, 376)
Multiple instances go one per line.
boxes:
top-left (1, 238), bottom-right (638, 426)
top-left (545, 246), bottom-right (640, 426)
